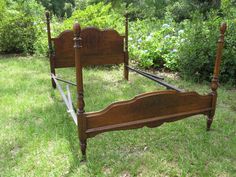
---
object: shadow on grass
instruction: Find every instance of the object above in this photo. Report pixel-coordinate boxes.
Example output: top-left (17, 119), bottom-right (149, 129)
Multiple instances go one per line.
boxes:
top-left (1, 62), bottom-right (235, 176)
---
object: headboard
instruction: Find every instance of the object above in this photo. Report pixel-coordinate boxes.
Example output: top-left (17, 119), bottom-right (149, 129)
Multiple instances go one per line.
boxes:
top-left (79, 27), bottom-right (125, 66)
top-left (50, 28), bottom-right (125, 68)
top-left (51, 30), bottom-right (75, 68)
top-left (46, 13), bottom-right (128, 68)
top-left (46, 11), bottom-right (129, 88)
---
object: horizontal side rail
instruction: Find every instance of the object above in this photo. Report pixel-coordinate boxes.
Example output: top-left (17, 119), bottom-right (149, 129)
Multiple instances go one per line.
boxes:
top-left (127, 65), bottom-right (164, 80)
top-left (54, 76), bottom-right (77, 86)
top-left (127, 65), bottom-right (183, 92)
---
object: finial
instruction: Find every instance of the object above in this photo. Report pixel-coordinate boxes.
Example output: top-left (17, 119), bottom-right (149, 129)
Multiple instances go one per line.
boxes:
top-left (45, 11), bottom-right (50, 19)
top-left (73, 23), bottom-right (82, 49)
top-left (73, 23), bottom-right (81, 36)
top-left (211, 22), bottom-right (227, 92)
top-left (220, 22), bottom-right (227, 35)
top-left (125, 12), bottom-right (128, 19)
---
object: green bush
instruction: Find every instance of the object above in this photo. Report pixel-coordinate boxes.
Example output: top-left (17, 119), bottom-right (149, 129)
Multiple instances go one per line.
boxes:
top-left (62, 2), bottom-right (123, 32)
top-left (0, 13), bottom-right (37, 53)
top-left (34, 2), bottom-right (124, 56)
top-left (220, 19), bottom-right (236, 84)
top-left (34, 16), bottom-right (62, 56)
top-left (177, 12), bottom-right (236, 84)
top-left (166, 1), bottom-right (192, 22)
top-left (0, 0), bottom-right (44, 54)
top-left (129, 18), bottom-right (181, 70)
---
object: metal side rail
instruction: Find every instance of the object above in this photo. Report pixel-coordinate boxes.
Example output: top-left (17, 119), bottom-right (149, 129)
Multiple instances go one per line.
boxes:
top-left (51, 74), bottom-right (78, 125)
top-left (54, 76), bottom-right (77, 86)
top-left (126, 65), bottom-right (164, 80)
top-left (127, 66), bottom-right (184, 92)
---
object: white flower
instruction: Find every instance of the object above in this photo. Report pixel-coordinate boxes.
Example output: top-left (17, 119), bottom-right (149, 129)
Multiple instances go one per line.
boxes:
top-left (172, 49), bottom-right (178, 53)
top-left (129, 37), bottom-right (133, 41)
top-left (146, 35), bottom-right (152, 41)
top-left (178, 30), bottom-right (184, 34)
top-left (137, 38), bottom-right (142, 43)
top-left (164, 35), bottom-right (170, 39)
top-left (162, 24), bottom-right (170, 28)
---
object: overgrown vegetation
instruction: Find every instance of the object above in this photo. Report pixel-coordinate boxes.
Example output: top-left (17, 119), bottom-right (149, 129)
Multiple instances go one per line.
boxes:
top-left (0, 56), bottom-right (235, 176)
top-left (0, 0), bottom-right (236, 84)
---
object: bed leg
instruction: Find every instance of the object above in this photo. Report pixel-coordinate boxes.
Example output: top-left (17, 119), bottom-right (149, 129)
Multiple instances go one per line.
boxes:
top-left (80, 139), bottom-right (87, 161)
top-left (51, 78), bottom-right (56, 89)
top-left (207, 115), bottom-right (213, 131)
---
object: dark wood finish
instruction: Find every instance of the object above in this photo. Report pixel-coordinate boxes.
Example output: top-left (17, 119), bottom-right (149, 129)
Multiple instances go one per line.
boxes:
top-left (79, 27), bottom-right (124, 66)
top-left (45, 12), bottom-right (56, 88)
top-left (49, 27), bottom-right (125, 68)
top-left (85, 91), bottom-right (212, 137)
top-left (52, 27), bottom-right (125, 68)
top-left (52, 30), bottom-right (75, 68)
top-left (207, 22), bottom-right (227, 131)
top-left (46, 13), bottom-right (129, 92)
top-left (73, 22), bottom-right (226, 159)
top-left (74, 24), bottom-right (87, 161)
top-left (49, 21), bottom-right (226, 160)
top-left (124, 13), bottom-right (129, 80)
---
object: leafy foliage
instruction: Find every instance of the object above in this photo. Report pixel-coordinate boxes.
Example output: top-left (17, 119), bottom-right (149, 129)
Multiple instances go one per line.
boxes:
top-left (0, 15), bottom-right (36, 53)
top-left (0, 0), bottom-right (44, 54)
top-left (129, 19), bottom-right (181, 70)
top-left (0, 0), bottom-right (235, 84)
top-left (177, 11), bottom-right (236, 83)
top-left (36, 0), bottom-right (74, 17)
top-left (62, 2), bottom-right (123, 31)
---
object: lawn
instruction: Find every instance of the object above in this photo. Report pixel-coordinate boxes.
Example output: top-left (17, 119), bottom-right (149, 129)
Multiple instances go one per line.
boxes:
top-left (0, 56), bottom-right (235, 177)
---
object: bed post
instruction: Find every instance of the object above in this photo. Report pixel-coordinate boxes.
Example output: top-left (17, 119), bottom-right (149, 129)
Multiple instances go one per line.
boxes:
top-left (124, 12), bottom-right (129, 80)
top-left (207, 22), bottom-right (227, 131)
top-left (45, 12), bottom-right (56, 89)
top-left (73, 23), bottom-right (87, 160)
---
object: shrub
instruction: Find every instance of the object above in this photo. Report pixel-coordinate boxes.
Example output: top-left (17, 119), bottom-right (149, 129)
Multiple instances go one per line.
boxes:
top-left (177, 12), bottom-right (236, 84)
top-left (129, 18), bottom-right (181, 70)
top-left (0, 13), bottom-right (37, 54)
top-left (34, 2), bottom-right (124, 56)
top-left (36, 0), bottom-right (74, 17)
top-left (0, 0), bottom-right (44, 54)
top-left (220, 19), bottom-right (236, 84)
top-left (34, 16), bottom-right (62, 56)
top-left (166, 1), bottom-right (192, 22)
top-left (62, 2), bottom-right (123, 32)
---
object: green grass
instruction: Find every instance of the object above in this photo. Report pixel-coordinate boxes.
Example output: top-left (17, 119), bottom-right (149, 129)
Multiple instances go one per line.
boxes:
top-left (0, 56), bottom-right (235, 177)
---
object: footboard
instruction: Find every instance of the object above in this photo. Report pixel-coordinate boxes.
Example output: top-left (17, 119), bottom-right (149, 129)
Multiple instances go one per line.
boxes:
top-left (85, 91), bottom-right (213, 137)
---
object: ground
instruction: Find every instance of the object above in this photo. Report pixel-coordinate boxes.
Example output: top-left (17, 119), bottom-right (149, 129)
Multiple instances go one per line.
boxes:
top-left (0, 56), bottom-right (235, 176)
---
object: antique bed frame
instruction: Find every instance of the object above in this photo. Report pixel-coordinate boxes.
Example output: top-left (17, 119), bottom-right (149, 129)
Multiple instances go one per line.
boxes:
top-left (46, 12), bottom-right (226, 160)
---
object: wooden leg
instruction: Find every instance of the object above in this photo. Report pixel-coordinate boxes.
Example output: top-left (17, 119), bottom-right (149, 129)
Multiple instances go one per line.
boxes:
top-left (80, 139), bottom-right (87, 161)
top-left (124, 65), bottom-right (129, 81)
top-left (207, 115), bottom-right (213, 131)
top-left (51, 77), bottom-right (56, 89)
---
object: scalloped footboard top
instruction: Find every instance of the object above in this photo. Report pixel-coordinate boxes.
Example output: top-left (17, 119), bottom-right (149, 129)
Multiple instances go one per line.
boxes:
top-left (84, 91), bottom-right (213, 137)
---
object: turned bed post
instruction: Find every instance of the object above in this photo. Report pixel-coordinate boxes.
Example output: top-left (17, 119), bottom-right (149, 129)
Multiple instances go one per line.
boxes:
top-left (73, 23), bottom-right (87, 160)
top-left (207, 22), bottom-right (227, 131)
top-left (124, 13), bottom-right (129, 80)
top-left (45, 11), bottom-right (56, 89)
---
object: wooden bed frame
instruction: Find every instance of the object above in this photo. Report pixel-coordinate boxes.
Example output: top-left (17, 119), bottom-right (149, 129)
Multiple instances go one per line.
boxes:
top-left (46, 12), bottom-right (227, 160)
